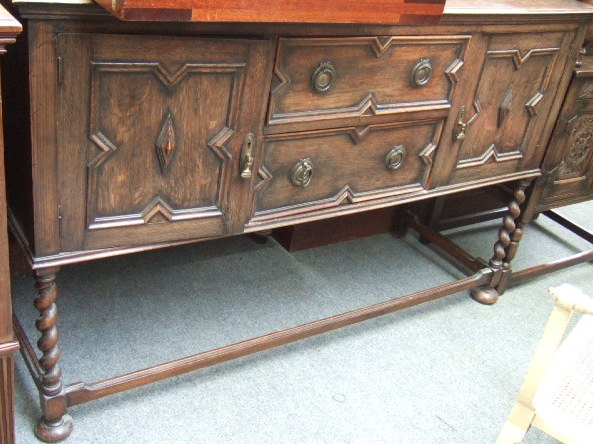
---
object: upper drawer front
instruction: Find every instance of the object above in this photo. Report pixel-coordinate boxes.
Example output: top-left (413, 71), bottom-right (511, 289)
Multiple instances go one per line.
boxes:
top-left (251, 120), bottom-right (442, 225)
top-left (268, 36), bottom-right (470, 130)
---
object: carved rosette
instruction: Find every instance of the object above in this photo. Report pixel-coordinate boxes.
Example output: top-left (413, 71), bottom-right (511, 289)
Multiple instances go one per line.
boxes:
top-left (559, 116), bottom-right (593, 177)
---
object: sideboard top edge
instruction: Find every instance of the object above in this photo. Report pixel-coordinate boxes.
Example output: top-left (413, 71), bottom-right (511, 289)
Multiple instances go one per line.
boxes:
top-left (10, 0), bottom-right (593, 24)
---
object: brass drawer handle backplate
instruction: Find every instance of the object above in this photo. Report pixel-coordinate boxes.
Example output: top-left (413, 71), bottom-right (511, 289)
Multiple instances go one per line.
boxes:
top-left (453, 106), bottom-right (467, 142)
top-left (240, 133), bottom-right (255, 179)
top-left (311, 61), bottom-right (336, 93)
top-left (412, 58), bottom-right (432, 87)
top-left (291, 158), bottom-right (314, 187)
top-left (385, 145), bottom-right (407, 170)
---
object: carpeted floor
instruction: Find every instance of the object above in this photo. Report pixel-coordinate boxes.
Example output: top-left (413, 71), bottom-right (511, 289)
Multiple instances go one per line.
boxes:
top-left (9, 201), bottom-right (593, 443)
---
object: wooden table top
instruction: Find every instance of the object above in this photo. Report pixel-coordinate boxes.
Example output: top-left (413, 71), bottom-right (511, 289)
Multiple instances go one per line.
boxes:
top-left (14, 0), bottom-right (446, 23)
top-left (9, 0), bottom-right (593, 23)
top-left (93, 0), bottom-right (446, 23)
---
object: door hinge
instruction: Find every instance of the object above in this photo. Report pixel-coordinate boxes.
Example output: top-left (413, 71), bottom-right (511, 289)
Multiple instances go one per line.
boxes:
top-left (58, 205), bottom-right (63, 238)
top-left (57, 56), bottom-right (64, 86)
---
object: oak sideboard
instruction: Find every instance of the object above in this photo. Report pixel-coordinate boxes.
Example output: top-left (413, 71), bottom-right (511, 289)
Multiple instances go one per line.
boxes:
top-left (2, 0), bottom-right (593, 441)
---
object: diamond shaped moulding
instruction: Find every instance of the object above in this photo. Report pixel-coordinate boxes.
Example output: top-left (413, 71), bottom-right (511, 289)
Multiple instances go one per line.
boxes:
top-left (156, 111), bottom-right (177, 173)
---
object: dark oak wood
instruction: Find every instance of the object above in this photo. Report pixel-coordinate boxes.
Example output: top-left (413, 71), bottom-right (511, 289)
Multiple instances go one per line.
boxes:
top-left (0, 5), bottom-right (21, 444)
top-left (413, 50), bottom-right (593, 290)
top-left (413, 187), bottom-right (508, 233)
top-left (509, 210), bottom-right (593, 286)
top-left (406, 212), bottom-right (485, 275)
top-left (533, 55), bottom-right (593, 213)
top-left (253, 120), bottom-right (441, 222)
top-left (544, 208), bottom-right (593, 242)
top-left (470, 179), bottom-right (532, 304)
top-left (57, 33), bottom-right (273, 251)
top-left (431, 31), bottom-right (580, 188)
top-left (273, 207), bottom-right (403, 252)
top-left (32, 267), bottom-right (72, 442)
top-left (413, 209), bottom-right (593, 291)
top-left (268, 36), bottom-right (468, 132)
top-left (2, 1), bottom-right (592, 441)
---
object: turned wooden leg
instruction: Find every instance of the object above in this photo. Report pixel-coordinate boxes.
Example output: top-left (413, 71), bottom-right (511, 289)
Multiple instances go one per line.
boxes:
top-left (418, 197), bottom-right (445, 244)
top-left (470, 179), bottom-right (532, 305)
top-left (249, 229), bottom-right (273, 244)
top-left (33, 268), bottom-right (72, 442)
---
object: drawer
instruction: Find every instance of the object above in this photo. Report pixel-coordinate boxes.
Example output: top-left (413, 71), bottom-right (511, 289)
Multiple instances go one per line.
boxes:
top-left (267, 36), bottom-right (470, 131)
top-left (250, 120), bottom-right (442, 224)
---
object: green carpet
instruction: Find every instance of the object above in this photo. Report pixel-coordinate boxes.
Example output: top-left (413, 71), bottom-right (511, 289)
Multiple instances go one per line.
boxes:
top-left (10, 201), bottom-right (593, 443)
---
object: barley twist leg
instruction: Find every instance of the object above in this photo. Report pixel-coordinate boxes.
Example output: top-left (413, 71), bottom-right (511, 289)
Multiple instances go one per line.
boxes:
top-left (33, 267), bottom-right (73, 442)
top-left (470, 179), bottom-right (531, 305)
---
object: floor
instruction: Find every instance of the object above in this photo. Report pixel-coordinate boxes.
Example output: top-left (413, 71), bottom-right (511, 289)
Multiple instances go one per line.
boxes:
top-left (9, 201), bottom-right (593, 443)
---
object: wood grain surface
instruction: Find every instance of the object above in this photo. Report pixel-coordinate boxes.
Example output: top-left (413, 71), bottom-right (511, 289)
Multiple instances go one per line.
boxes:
top-left (92, 0), bottom-right (446, 24)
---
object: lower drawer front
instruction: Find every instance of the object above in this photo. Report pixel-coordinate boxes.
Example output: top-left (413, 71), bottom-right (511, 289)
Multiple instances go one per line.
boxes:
top-left (252, 121), bottom-right (442, 222)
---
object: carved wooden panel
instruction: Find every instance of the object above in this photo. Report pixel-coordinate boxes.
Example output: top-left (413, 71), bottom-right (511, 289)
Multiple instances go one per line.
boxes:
top-left (537, 63), bottom-right (593, 211)
top-left (57, 34), bottom-right (270, 250)
top-left (268, 36), bottom-right (469, 130)
top-left (556, 114), bottom-right (593, 181)
top-left (250, 120), bottom-right (443, 225)
top-left (87, 62), bottom-right (241, 230)
top-left (452, 33), bottom-right (565, 179)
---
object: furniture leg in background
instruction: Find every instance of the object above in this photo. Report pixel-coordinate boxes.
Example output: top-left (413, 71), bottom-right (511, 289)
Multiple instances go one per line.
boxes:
top-left (0, 7), bottom-right (21, 444)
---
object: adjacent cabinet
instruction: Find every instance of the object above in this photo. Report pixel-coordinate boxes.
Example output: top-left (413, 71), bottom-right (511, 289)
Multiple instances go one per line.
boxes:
top-left (2, 0), bottom-right (593, 441)
top-left (0, 5), bottom-right (20, 444)
top-left (535, 55), bottom-right (593, 211)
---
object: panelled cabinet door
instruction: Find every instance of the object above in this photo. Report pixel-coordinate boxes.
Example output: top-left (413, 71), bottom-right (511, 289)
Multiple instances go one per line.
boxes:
top-left (437, 31), bottom-right (576, 186)
top-left (57, 34), bottom-right (270, 251)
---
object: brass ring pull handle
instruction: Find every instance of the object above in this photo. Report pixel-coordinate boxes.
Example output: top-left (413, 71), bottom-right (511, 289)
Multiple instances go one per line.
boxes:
top-left (291, 158), bottom-right (314, 187)
top-left (412, 58), bottom-right (432, 87)
top-left (385, 145), bottom-right (406, 170)
top-left (311, 61), bottom-right (336, 93)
